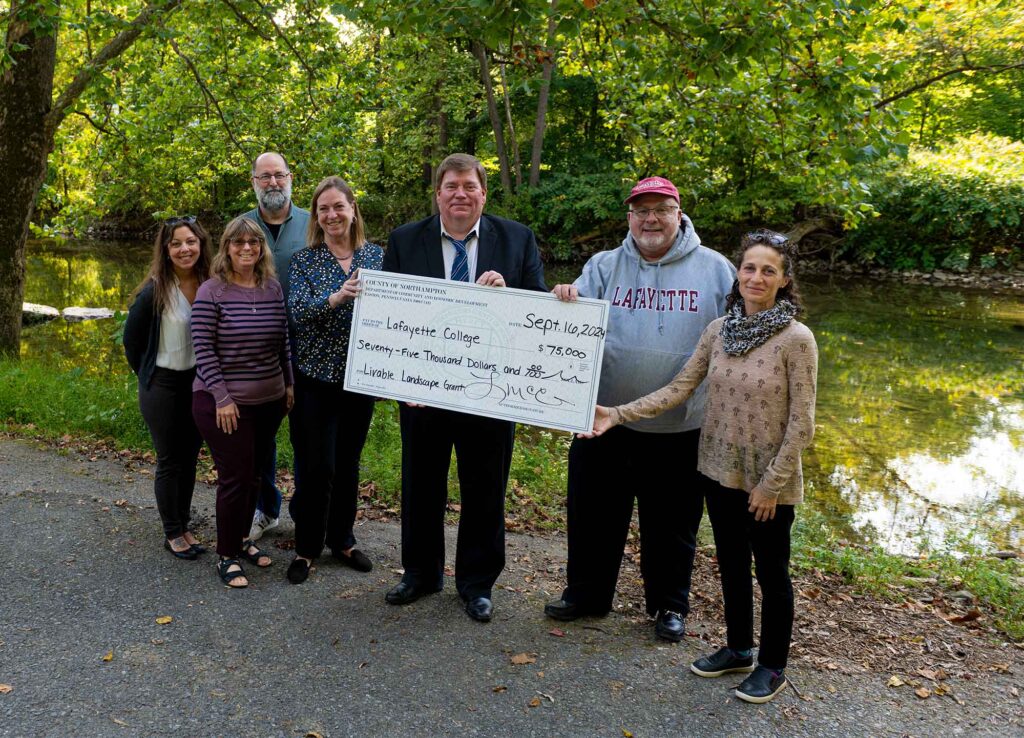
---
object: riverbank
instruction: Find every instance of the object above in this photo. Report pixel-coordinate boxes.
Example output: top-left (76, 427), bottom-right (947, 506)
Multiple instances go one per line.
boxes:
top-left (799, 259), bottom-right (1024, 295)
top-left (1, 435), bottom-right (1021, 736)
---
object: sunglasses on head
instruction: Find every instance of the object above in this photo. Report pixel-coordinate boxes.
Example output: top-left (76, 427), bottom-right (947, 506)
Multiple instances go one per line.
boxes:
top-left (745, 229), bottom-right (789, 247)
top-left (164, 215), bottom-right (197, 227)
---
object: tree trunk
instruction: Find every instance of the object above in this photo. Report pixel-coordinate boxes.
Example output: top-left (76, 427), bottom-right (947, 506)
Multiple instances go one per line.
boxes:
top-left (499, 60), bottom-right (522, 192)
top-left (529, 0), bottom-right (558, 188)
top-left (472, 41), bottom-right (513, 195)
top-left (0, 2), bottom-right (59, 357)
top-left (0, 0), bottom-right (185, 358)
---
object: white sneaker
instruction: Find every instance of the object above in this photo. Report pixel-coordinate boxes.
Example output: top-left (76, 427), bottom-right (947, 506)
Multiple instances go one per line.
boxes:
top-left (248, 510), bottom-right (279, 541)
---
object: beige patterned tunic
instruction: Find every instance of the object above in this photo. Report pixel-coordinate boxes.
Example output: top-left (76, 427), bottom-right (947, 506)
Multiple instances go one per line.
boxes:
top-left (613, 317), bottom-right (818, 504)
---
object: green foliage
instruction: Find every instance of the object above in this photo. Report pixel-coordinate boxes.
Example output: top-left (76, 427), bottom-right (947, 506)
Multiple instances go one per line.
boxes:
top-left (500, 173), bottom-right (625, 260)
top-left (846, 134), bottom-right (1024, 269)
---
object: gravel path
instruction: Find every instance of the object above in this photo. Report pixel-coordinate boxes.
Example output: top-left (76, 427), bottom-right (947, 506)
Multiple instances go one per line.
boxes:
top-left (1, 437), bottom-right (1020, 737)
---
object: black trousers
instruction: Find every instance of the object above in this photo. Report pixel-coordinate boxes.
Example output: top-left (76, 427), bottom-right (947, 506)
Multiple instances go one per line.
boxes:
top-left (192, 391), bottom-right (286, 558)
top-left (138, 367), bottom-right (202, 539)
top-left (288, 371), bottom-right (375, 559)
top-left (703, 474), bottom-right (795, 670)
top-left (562, 425), bottom-right (703, 617)
top-left (397, 405), bottom-right (515, 600)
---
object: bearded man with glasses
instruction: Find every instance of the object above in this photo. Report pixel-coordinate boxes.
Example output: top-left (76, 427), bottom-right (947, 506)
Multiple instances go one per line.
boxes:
top-left (546, 176), bottom-right (735, 642)
top-left (241, 151), bottom-right (311, 543)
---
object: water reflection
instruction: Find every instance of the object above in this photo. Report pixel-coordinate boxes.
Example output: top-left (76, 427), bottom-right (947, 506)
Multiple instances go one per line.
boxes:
top-left (20, 244), bottom-right (1024, 553)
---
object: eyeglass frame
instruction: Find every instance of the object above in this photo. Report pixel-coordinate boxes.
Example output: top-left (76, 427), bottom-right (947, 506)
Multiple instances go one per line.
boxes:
top-left (228, 237), bottom-right (264, 248)
top-left (252, 171), bottom-right (292, 185)
top-left (628, 205), bottom-right (680, 220)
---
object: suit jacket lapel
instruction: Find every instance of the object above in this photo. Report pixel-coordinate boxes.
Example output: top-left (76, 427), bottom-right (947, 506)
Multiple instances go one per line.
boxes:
top-left (424, 215), bottom-right (445, 279)
top-left (475, 216), bottom-right (497, 280)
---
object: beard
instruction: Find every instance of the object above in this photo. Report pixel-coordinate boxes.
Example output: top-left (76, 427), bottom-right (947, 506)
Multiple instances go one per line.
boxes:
top-left (255, 180), bottom-right (292, 213)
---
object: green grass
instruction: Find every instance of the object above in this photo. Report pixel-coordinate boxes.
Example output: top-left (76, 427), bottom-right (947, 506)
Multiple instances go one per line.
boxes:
top-left (2, 356), bottom-right (1020, 639)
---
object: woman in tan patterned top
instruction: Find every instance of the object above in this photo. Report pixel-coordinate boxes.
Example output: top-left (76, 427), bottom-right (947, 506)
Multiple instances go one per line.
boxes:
top-left (585, 229), bottom-right (818, 704)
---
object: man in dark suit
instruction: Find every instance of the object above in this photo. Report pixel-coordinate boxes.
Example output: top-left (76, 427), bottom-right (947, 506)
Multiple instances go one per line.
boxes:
top-left (382, 153), bottom-right (546, 622)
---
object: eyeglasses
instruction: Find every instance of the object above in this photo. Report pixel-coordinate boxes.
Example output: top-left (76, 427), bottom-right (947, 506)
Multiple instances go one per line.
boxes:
top-left (229, 238), bottom-right (262, 248)
top-left (629, 206), bottom-right (679, 220)
top-left (745, 229), bottom-right (789, 247)
top-left (164, 215), bottom-right (197, 226)
top-left (253, 171), bottom-right (291, 184)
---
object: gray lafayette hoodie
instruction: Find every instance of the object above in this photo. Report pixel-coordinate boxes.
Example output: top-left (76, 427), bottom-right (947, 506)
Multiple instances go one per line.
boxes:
top-left (574, 214), bottom-right (735, 433)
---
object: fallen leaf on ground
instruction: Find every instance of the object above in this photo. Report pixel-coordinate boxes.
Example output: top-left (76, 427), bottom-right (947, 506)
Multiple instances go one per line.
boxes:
top-left (510, 653), bottom-right (536, 665)
top-left (887, 675), bottom-right (904, 687)
top-left (915, 687), bottom-right (931, 699)
top-left (0, 684), bottom-right (12, 694)
top-left (111, 717), bottom-right (128, 726)
top-left (102, 651), bottom-right (113, 662)
top-left (305, 732), bottom-right (324, 738)
top-left (622, 730), bottom-right (634, 738)
top-left (917, 668), bottom-right (937, 680)
top-left (548, 628), bottom-right (565, 637)
top-left (492, 686), bottom-right (507, 693)
top-left (528, 696), bottom-right (541, 708)
top-left (948, 609), bottom-right (982, 624)
top-left (155, 616), bottom-right (173, 625)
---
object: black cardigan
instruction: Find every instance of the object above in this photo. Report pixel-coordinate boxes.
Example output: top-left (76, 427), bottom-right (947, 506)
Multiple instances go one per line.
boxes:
top-left (123, 281), bottom-right (163, 389)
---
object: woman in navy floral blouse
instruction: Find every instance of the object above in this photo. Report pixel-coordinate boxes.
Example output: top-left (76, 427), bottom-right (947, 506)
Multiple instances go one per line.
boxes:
top-left (285, 176), bottom-right (383, 584)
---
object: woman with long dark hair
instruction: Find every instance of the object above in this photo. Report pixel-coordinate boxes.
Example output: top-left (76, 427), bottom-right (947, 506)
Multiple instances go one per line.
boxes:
top-left (191, 215), bottom-right (294, 588)
top-left (284, 177), bottom-right (382, 584)
top-left (584, 229), bottom-right (818, 704)
top-left (124, 216), bottom-right (212, 560)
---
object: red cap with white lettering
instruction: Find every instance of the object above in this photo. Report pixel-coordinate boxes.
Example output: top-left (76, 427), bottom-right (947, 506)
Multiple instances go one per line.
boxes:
top-left (624, 176), bottom-right (679, 204)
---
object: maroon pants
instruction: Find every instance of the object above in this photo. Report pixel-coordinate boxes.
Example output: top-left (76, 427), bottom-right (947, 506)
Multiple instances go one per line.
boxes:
top-left (192, 391), bottom-right (286, 558)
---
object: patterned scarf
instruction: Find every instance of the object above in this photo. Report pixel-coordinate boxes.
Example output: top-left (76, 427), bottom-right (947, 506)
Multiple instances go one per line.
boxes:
top-left (720, 298), bottom-right (797, 356)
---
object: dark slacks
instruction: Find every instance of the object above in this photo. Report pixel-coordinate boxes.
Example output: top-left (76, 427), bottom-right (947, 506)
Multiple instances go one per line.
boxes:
top-left (138, 367), bottom-right (202, 538)
top-left (563, 426), bottom-right (703, 616)
top-left (288, 371), bottom-right (375, 559)
top-left (397, 405), bottom-right (514, 600)
top-left (703, 474), bottom-right (795, 670)
top-left (192, 390), bottom-right (286, 558)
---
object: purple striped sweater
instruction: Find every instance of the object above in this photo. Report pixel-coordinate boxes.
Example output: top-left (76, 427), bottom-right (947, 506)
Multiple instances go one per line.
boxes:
top-left (190, 278), bottom-right (294, 408)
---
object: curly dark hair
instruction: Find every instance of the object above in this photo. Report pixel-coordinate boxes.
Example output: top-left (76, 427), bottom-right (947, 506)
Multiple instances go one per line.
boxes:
top-left (724, 229), bottom-right (804, 314)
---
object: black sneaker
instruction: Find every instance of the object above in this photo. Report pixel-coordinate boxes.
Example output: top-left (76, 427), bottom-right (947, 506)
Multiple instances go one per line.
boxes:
top-left (735, 665), bottom-right (788, 704)
top-left (690, 648), bottom-right (755, 678)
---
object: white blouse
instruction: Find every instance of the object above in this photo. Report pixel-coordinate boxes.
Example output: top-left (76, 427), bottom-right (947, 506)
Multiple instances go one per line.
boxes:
top-left (155, 284), bottom-right (196, 370)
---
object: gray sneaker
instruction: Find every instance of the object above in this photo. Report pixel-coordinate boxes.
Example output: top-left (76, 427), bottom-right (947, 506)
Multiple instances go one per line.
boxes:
top-left (690, 648), bottom-right (755, 678)
top-left (735, 666), bottom-right (788, 704)
top-left (248, 510), bottom-right (279, 541)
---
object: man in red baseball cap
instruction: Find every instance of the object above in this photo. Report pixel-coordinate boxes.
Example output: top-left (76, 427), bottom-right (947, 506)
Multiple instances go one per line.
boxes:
top-left (546, 175), bottom-right (736, 642)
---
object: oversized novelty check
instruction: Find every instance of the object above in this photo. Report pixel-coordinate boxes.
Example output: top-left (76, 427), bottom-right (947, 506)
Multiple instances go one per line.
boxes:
top-left (344, 270), bottom-right (608, 433)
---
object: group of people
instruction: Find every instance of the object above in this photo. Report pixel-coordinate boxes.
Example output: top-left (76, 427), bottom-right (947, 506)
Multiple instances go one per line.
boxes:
top-left (124, 151), bottom-right (818, 705)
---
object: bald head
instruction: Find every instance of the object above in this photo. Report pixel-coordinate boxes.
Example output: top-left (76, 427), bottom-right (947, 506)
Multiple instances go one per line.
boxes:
top-left (251, 151), bottom-right (293, 219)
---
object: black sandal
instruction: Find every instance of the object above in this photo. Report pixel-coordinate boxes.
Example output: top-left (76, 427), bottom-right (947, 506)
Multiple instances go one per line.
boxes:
top-left (241, 539), bottom-right (272, 568)
top-left (165, 537), bottom-right (198, 560)
top-left (217, 558), bottom-right (247, 588)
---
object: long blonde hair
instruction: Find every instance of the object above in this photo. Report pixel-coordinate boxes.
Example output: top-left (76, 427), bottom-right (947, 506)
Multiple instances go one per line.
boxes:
top-left (305, 177), bottom-right (366, 249)
top-left (211, 216), bottom-right (277, 287)
top-left (132, 217), bottom-right (212, 314)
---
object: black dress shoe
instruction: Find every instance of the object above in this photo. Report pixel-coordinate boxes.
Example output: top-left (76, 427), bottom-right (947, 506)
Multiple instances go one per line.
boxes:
top-left (385, 580), bottom-right (441, 605)
top-left (464, 596), bottom-right (493, 622)
top-left (654, 610), bottom-right (685, 642)
top-left (543, 599), bottom-right (606, 621)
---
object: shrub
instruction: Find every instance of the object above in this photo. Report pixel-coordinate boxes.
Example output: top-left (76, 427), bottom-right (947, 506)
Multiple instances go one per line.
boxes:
top-left (847, 134), bottom-right (1024, 270)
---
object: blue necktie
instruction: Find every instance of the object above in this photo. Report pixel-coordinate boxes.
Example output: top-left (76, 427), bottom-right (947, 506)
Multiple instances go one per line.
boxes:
top-left (448, 233), bottom-right (474, 282)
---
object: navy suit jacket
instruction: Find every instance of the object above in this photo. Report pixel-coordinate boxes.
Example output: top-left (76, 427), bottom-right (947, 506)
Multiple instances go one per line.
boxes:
top-left (383, 213), bottom-right (546, 292)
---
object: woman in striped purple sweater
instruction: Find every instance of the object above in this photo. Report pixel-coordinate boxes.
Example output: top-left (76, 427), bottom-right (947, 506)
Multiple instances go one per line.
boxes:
top-left (191, 215), bottom-right (295, 588)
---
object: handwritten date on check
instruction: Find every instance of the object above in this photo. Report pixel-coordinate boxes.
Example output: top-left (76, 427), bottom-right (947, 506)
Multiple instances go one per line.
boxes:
top-left (343, 270), bottom-right (609, 433)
